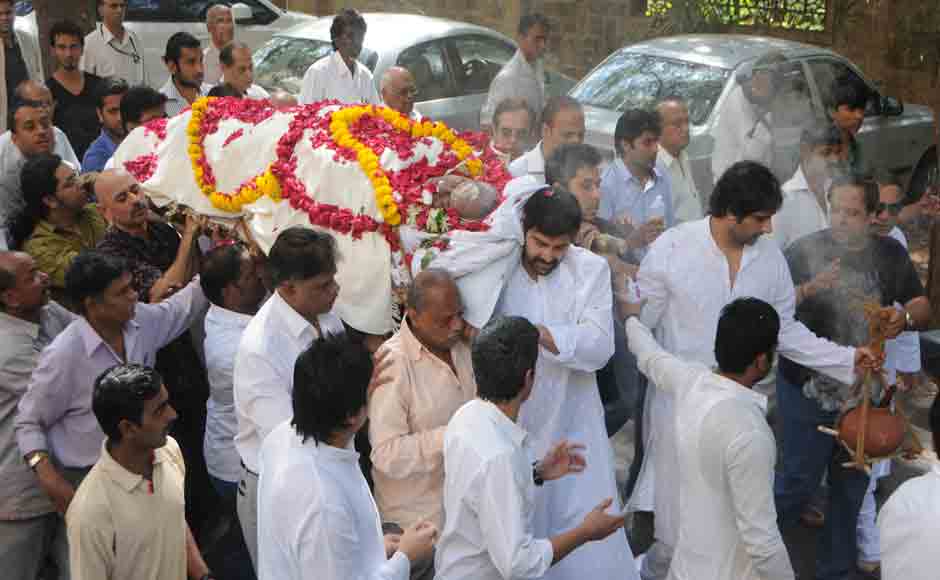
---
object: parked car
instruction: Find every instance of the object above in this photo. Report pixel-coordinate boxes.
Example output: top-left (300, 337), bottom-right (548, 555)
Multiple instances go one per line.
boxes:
top-left (251, 12), bottom-right (576, 131)
top-left (570, 34), bottom-right (936, 198)
top-left (16, 0), bottom-right (314, 89)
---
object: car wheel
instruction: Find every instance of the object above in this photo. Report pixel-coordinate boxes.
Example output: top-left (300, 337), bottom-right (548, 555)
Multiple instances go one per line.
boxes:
top-left (908, 147), bottom-right (938, 202)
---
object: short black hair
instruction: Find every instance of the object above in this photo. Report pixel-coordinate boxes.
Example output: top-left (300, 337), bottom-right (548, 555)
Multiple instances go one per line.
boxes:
top-left (200, 242), bottom-right (247, 307)
top-left (522, 185), bottom-right (582, 237)
top-left (120, 86), bottom-right (167, 133)
top-left (50, 19), bottom-right (84, 47)
top-left (330, 8), bottom-right (367, 50)
top-left (828, 77), bottom-right (870, 112)
top-left (827, 172), bottom-right (880, 215)
top-left (9, 154), bottom-right (64, 248)
top-left (219, 41), bottom-right (250, 67)
top-left (492, 97), bottom-right (533, 131)
top-left (207, 83), bottom-right (242, 98)
top-left (95, 78), bottom-right (129, 110)
top-left (708, 161), bottom-right (783, 219)
top-left (542, 95), bottom-right (582, 127)
top-left (472, 316), bottom-right (539, 403)
top-left (65, 251), bottom-right (128, 314)
top-left (545, 143), bottom-right (601, 188)
top-left (291, 333), bottom-right (372, 444)
top-left (164, 31), bottom-right (201, 65)
top-left (800, 122), bottom-right (842, 149)
top-left (7, 99), bottom-right (45, 136)
top-left (518, 13), bottom-right (550, 35)
top-left (93, 364), bottom-right (163, 443)
top-left (614, 108), bottom-right (661, 155)
top-left (267, 227), bottom-right (338, 286)
top-left (873, 169), bottom-right (903, 191)
top-left (714, 298), bottom-right (780, 374)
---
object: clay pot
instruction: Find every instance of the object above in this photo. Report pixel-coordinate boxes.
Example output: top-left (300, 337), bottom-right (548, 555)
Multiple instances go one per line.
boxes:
top-left (837, 406), bottom-right (906, 457)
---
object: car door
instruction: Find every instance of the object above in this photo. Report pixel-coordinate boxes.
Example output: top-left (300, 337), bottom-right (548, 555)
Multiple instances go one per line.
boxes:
top-left (805, 56), bottom-right (908, 175)
top-left (443, 33), bottom-right (516, 130)
top-left (396, 39), bottom-right (460, 127)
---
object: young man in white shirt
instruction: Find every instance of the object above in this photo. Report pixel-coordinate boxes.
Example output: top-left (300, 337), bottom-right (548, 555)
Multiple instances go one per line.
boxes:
top-left (204, 5), bottom-right (234, 85)
top-left (299, 9), bottom-right (379, 106)
top-left (771, 123), bottom-right (842, 250)
top-left (436, 315), bottom-right (627, 580)
top-left (81, 0), bottom-right (147, 86)
top-left (627, 298), bottom-right (795, 580)
top-left (631, 161), bottom-right (877, 580)
top-left (655, 97), bottom-right (702, 223)
top-left (159, 32), bottom-right (210, 117)
top-left (233, 226), bottom-right (345, 570)
top-left (877, 396), bottom-right (940, 580)
top-left (508, 96), bottom-right (584, 182)
top-left (258, 334), bottom-right (438, 580)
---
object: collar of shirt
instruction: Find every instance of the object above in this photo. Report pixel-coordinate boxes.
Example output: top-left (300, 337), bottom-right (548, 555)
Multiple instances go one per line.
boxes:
top-left (160, 77), bottom-right (209, 106)
top-left (472, 398), bottom-right (528, 448)
top-left (0, 309), bottom-right (39, 340)
top-left (305, 437), bottom-right (360, 464)
top-left (75, 315), bottom-right (139, 359)
top-left (718, 372), bottom-right (769, 413)
top-left (329, 50), bottom-right (362, 80)
top-left (207, 303), bottom-right (253, 330)
top-left (98, 23), bottom-right (130, 47)
top-left (782, 165), bottom-right (829, 211)
top-left (507, 49), bottom-right (542, 81)
top-left (270, 290), bottom-right (318, 341)
top-left (699, 216), bottom-right (763, 268)
top-left (96, 439), bottom-right (166, 493)
top-left (613, 157), bottom-right (663, 189)
top-left (656, 145), bottom-right (681, 169)
top-left (95, 129), bottom-right (118, 149)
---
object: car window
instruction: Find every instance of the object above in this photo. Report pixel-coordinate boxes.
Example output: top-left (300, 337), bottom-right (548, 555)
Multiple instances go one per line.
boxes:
top-left (397, 40), bottom-right (457, 102)
top-left (253, 36), bottom-right (334, 95)
top-left (807, 58), bottom-right (878, 116)
top-left (771, 60), bottom-right (816, 128)
top-left (570, 51), bottom-right (729, 126)
top-left (449, 34), bottom-right (514, 95)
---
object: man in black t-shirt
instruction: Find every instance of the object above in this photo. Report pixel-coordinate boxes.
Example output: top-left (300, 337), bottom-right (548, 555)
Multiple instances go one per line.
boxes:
top-left (46, 20), bottom-right (102, 160)
top-left (774, 174), bottom-right (930, 580)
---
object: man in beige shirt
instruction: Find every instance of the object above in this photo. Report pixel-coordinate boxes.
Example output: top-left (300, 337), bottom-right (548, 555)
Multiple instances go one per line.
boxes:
top-left (369, 269), bottom-right (476, 580)
top-left (66, 364), bottom-right (211, 580)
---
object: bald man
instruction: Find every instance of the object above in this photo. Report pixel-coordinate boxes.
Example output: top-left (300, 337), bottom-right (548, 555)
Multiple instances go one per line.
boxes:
top-left (368, 269), bottom-right (475, 580)
top-left (205, 5), bottom-right (234, 85)
top-left (380, 66), bottom-right (421, 120)
top-left (6, 81), bottom-right (80, 168)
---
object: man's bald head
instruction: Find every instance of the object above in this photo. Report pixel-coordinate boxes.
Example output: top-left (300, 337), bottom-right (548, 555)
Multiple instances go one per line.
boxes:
top-left (94, 170), bottom-right (150, 231)
top-left (0, 251), bottom-right (49, 315)
top-left (15, 80), bottom-right (53, 112)
top-left (406, 268), bottom-right (465, 352)
top-left (380, 66), bottom-right (417, 117)
top-left (408, 268), bottom-right (458, 313)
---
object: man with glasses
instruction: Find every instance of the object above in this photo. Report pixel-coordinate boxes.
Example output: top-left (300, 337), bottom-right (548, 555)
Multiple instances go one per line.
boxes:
top-left (299, 8), bottom-right (379, 105)
top-left (82, 0), bottom-right (148, 87)
top-left (489, 98), bottom-right (533, 165)
top-left (380, 66), bottom-right (420, 120)
top-left (0, 0), bottom-right (43, 133)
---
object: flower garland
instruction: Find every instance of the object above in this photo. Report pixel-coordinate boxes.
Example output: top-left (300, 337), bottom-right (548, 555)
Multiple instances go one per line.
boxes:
top-left (328, 105), bottom-right (484, 226)
top-left (124, 153), bottom-right (159, 183)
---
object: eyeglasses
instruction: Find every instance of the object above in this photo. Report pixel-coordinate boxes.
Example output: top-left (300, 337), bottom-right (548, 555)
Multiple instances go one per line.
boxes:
top-left (876, 201), bottom-right (904, 216)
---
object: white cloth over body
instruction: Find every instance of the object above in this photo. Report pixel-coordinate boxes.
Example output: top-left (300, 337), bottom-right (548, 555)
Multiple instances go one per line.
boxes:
top-left (494, 250), bottom-right (636, 580)
top-left (631, 218), bottom-right (856, 550)
top-left (627, 318), bottom-right (794, 580)
top-left (257, 421), bottom-right (410, 580)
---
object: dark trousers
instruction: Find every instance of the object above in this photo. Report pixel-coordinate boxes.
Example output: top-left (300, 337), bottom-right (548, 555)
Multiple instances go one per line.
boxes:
top-left (774, 369), bottom-right (871, 580)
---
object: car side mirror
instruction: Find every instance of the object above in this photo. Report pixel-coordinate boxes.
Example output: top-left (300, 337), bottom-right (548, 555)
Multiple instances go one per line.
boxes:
top-left (231, 3), bottom-right (253, 24)
top-left (881, 96), bottom-right (903, 116)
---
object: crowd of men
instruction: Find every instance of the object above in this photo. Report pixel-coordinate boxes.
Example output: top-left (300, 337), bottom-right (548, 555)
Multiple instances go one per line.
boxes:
top-left (0, 3), bottom-right (939, 580)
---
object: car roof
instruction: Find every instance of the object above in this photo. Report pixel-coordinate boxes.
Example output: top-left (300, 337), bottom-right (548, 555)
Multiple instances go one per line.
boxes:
top-left (274, 12), bottom-right (513, 53)
top-left (621, 34), bottom-right (841, 69)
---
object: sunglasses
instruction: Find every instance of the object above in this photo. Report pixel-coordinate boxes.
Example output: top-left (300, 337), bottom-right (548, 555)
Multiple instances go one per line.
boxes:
top-left (876, 201), bottom-right (904, 216)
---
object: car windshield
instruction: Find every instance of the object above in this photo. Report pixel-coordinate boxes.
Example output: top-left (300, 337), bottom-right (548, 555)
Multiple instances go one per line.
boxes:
top-left (253, 36), bottom-right (378, 94)
top-left (570, 52), bottom-right (729, 126)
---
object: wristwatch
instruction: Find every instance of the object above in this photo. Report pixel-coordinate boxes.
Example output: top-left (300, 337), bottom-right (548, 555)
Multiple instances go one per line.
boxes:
top-left (904, 309), bottom-right (915, 331)
top-left (532, 461), bottom-right (544, 487)
top-left (26, 451), bottom-right (48, 470)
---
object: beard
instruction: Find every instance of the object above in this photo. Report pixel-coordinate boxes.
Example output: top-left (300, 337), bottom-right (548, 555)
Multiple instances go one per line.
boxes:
top-left (524, 254), bottom-right (561, 276)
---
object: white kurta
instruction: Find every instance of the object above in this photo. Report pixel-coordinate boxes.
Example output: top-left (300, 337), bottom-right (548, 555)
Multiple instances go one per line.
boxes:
top-left (299, 51), bottom-right (380, 106)
top-left (710, 84), bottom-right (773, 183)
top-left (771, 166), bottom-right (829, 250)
top-left (627, 318), bottom-right (794, 580)
top-left (257, 421), bottom-right (410, 580)
top-left (657, 145), bottom-right (703, 223)
top-left (878, 460), bottom-right (940, 580)
top-left (632, 218), bottom-right (856, 552)
top-left (494, 247), bottom-right (637, 580)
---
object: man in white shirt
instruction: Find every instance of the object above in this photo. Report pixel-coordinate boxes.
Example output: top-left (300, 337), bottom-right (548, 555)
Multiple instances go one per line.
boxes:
top-left (877, 397), bottom-right (940, 580)
top-left (299, 9), bottom-right (380, 106)
top-left (159, 32), bottom-right (210, 117)
top-left (655, 97), bottom-right (702, 223)
top-left (626, 299), bottom-right (795, 580)
top-left (771, 123), bottom-right (841, 250)
top-left (234, 227), bottom-right (345, 569)
top-left (508, 95), bottom-right (584, 182)
top-left (258, 333), bottom-right (438, 580)
top-left (81, 0), bottom-right (147, 86)
top-left (204, 5), bottom-right (234, 85)
top-left (631, 161), bottom-right (874, 580)
top-left (710, 53), bottom-right (786, 183)
top-left (218, 42), bottom-right (269, 101)
top-left (436, 315), bottom-right (628, 580)
top-left (380, 66), bottom-right (421, 120)
top-left (480, 13), bottom-right (548, 130)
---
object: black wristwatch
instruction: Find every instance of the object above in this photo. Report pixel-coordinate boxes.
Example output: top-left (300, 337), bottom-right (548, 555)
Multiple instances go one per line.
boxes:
top-left (532, 461), bottom-right (544, 487)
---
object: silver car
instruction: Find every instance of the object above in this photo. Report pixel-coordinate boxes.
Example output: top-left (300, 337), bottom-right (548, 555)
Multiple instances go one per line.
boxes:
top-left (571, 34), bottom-right (936, 197)
top-left (252, 12), bottom-right (575, 130)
